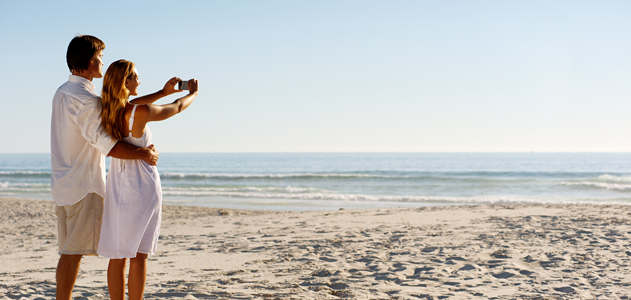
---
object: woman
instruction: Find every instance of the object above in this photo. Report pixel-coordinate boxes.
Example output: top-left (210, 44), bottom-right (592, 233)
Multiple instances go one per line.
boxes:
top-left (97, 59), bottom-right (198, 300)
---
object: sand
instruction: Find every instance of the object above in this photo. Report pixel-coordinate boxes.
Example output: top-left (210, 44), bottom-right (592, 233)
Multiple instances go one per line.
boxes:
top-left (1, 198), bottom-right (631, 299)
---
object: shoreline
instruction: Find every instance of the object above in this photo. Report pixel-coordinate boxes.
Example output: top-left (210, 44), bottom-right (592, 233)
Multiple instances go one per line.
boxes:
top-left (2, 198), bottom-right (631, 299)
top-left (8, 195), bottom-right (631, 213)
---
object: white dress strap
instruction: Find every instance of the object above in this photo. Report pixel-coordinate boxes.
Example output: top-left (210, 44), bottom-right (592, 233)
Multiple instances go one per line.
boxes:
top-left (128, 104), bottom-right (138, 137)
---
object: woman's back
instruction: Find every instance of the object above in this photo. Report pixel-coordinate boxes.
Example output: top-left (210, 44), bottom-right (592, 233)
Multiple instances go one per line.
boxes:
top-left (119, 104), bottom-right (152, 148)
top-left (98, 103), bottom-right (161, 258)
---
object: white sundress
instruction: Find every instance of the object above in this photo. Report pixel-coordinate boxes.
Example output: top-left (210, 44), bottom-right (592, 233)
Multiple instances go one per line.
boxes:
top-left (98, 104), bottom-right (162, 259)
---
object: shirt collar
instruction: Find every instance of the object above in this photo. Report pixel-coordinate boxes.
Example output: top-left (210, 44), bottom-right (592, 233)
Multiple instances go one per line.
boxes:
top-left (69, 74), bottom-right (95, 92)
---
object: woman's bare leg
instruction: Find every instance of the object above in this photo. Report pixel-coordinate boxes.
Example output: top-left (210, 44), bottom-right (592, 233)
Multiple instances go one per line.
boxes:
top-left (128, 252), bottom-right (148, 300)
top-left (107, 258), bottom-right (127, 300)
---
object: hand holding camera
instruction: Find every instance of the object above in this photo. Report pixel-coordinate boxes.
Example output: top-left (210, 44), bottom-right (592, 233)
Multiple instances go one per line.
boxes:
top-left (162, 77), bottom-right (184, 95)
top-left (178, 79), bottom-right (199, 94)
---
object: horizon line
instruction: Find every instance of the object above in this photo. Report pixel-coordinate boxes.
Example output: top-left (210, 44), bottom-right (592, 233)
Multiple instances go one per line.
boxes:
top-left (2, 151), bottom-right (631, 154)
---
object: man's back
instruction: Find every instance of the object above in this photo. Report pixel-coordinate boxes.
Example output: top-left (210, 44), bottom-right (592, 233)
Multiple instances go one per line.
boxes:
top-left (50, 75), bottom-right (115, 206)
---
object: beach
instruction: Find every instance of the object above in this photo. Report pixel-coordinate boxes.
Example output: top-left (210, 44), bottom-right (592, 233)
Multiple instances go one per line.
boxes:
top-left (1, 198), bottom-right (631, 299)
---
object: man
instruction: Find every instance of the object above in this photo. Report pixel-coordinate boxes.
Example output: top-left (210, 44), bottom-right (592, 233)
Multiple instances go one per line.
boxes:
top-left (51, 35), bottom-right (159, 300)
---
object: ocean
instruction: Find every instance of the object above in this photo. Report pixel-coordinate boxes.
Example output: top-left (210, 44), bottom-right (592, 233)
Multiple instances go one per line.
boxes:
top-left (2, 153), bottom-right (631, 211)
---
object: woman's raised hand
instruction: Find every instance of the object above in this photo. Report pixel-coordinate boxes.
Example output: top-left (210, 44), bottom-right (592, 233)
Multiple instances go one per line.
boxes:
top-left (162, 77), bottom-right (183, 95)
top-left (187, 79), bottom-right (199, 94)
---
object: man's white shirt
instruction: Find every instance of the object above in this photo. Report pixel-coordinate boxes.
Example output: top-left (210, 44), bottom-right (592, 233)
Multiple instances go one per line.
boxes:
top-left (51, 75), bottom-right (116, 206)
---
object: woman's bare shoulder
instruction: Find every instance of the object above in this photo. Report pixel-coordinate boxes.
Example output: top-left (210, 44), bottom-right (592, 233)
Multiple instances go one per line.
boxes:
top-left (131, 103), bottom-right (150, 114)
top-left (131, 103), bottom-right (155, 125)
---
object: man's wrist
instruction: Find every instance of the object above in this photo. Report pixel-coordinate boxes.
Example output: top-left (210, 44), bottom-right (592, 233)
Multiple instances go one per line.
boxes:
top-left (140, 147), bottom-right (152, 159)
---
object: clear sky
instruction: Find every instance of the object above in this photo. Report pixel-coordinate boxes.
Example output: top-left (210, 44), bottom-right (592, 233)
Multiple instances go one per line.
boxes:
top-left (1, 0), bottom-right (630, 153)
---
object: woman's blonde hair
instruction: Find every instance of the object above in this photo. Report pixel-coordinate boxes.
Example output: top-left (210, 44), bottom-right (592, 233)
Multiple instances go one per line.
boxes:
top-left (101, 59), bottom-right (135, 141)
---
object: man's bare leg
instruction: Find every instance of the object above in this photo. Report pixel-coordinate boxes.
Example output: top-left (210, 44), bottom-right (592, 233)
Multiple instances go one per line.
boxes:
top-left (107, 258), bottom-right (127, 300)
top-left (128, 253), bottom-right (148, 300)
top-left (56, 254), bottom-right (82, 300)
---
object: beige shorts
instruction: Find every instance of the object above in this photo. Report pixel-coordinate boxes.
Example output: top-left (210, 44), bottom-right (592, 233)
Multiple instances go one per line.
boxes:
top-left (55, 193), bottom-right (104, 256)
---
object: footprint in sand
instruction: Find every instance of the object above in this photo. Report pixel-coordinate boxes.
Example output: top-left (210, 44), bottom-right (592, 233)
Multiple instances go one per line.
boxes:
top-left (492, 271), bottom-right (516, 279)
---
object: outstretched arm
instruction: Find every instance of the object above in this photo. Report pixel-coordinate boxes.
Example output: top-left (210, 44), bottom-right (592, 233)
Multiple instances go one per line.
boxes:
top-left (144, 79), bottom-right (199, 122)
top-left (130, 77), bottom-right (183, 105)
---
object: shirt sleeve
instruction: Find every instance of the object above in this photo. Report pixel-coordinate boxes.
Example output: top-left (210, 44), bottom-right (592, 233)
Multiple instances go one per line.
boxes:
top-left (74, 96), bottom-right (117, 156)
